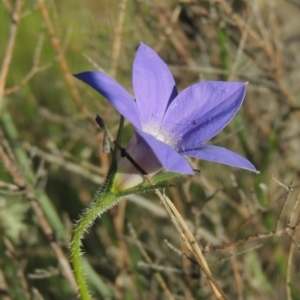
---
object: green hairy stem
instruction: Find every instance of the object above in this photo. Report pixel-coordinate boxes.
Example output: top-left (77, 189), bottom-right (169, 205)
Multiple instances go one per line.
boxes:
top-left (70, 170), bottom-right (178, 299)
top-left (70, 189), bottom-right (119, 300)
top-left (70, 116), bottom-right (181, 299)
top-left (70, 176), bottom-right (177, 299)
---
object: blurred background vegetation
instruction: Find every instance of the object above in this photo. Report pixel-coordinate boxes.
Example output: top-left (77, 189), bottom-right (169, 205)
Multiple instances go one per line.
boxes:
top-left (1, 0), bottom-right (300, 299)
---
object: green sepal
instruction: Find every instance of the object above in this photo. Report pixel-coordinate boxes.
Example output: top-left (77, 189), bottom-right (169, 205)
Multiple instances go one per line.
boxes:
top-left (147, 172), bottom-right (182, 185)
top-left (115, 172), bottom-right (182, 196)
top-left (115, 181), bottom-right (176, 198)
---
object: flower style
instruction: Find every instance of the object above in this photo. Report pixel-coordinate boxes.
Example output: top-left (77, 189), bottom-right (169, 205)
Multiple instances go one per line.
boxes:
top-left (75, 43), bottom-right (258, 190)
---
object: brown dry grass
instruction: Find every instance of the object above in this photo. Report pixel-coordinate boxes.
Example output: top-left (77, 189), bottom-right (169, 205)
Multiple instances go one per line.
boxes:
top-left (1, 0), bottom-right (300, 299)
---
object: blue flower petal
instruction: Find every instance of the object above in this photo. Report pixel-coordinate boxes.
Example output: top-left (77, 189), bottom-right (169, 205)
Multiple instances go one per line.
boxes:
top-left (181, 145), bottom-right (259, 173)
top-left (133, 43), bottom-right (178, 132)
top-left (74, 71), bottom-right (141, 129)
top-left (136, 130), bottom-right (194, 175)
top-left (162, 82), bottom-right (246, 150)
top-left (75, 45), bottom-right (258, 178)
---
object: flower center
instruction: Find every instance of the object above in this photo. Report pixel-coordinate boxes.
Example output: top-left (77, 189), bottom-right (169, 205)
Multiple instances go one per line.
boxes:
top-left (144, 123), bottom-right (177, 149)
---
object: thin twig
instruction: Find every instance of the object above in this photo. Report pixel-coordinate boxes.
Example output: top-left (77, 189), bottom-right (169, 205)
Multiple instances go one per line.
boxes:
top-left (3, 237), bottom-right (31, 299)
top-left (274, 179), bottom-right (294, 231)
top-left (286, 239), bottom-right (296, 300)
top-left (37, 0), bottom-right (91, 119)
top-left (154, 3), bottom-right (196, 67)
top-left (4, 34), bottom-right (53, 95)
top-left (157, 192), bottom-right (226, 300)
top-left (1, 0), bottom-right (12, 11)
top-left (0, 143), bottom-right (25, 188)
top-left (203, 225), bottom-right (298, 253)
top-left (213, 0), bottom-right (273, 58)
top-left (109, 0), bottom-right (127, 78)
top-left (0, 269), bottom-right (11, 300)
top-left (228, 13), bottom-right (252, 81)
top-left (230, 255), bottom-right (243, 300)
top-left (286, 191), bottom-right (300, 299)
top-left (0, 0), bottom-right (24, 110)
top-left (127, 222), bottom-right (176, 300)
top-left (0, 142), bottom-right (77, 292)
top-left (22, 142), bottom-right (105, 185)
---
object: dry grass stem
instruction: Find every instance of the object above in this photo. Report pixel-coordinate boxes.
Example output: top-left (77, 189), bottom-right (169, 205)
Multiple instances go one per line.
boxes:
top-left (109, 0), bottom-right (127, 78)
top-left (128, 222), bottom-right (176, 300)
top-left (0, 139), bottom-right (77, 292)
top-left (37, 0), bottom-right (91, 119)
top-left (0, 0), bottom-right (24, 110)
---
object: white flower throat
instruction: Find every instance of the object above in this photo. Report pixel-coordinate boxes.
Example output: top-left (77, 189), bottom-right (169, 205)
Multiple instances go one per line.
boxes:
top-left (143, 122), bottom-right (178, 149)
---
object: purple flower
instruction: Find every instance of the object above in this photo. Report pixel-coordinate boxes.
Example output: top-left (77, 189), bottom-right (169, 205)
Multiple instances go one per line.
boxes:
top-left (75, 43), bottom-right (258, 189)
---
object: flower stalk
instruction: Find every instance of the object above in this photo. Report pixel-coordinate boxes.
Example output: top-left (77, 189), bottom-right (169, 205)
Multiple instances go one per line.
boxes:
top-left (70, 116), bottom-right (177, 299)
top-left (70, 150), bottom-right (118, 299)
top-left (70, 190), bottom-right (119, 300)
top-left (70, 116), bottom-right (122, 300)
